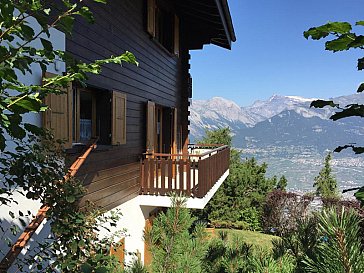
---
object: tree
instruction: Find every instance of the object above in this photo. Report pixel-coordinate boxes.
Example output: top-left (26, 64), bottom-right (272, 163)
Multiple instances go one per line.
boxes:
top-left (0, 0), bottom-right (137, 271)
top-left (304, 20), bottom-right (364, 202)
top-left (144, 196), bottom-right (207, 273)
top-left (197, 128), bottom-right (278, 229)
top-left (303, 208), bottom-right (364, 273)
top-left (313, 153), bottom-right (338, 199)
top-left (277, 175), bottom-right (288, 191)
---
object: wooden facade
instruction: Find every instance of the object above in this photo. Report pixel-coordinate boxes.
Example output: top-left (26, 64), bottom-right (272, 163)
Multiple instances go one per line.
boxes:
top-left (64, 0), bottom-right (235, 210)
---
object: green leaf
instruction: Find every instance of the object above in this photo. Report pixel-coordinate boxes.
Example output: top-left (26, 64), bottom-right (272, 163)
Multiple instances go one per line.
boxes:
top-left (11, 97), bottom-right (43, 112)
top-left (59, 16), bottom-right (75, 35)
top-left (334, 145), bottom-right (364, 154)
top-left (78, 7), bottom-right (94, 23)
top-left (310, 100), bottom-right (338, 108)
top-left (20, 24), bottom-right (35, 41)
top-left (348, 35), bottom-right (364, 49)
top-left (304, 22), bottom-right (352, 40)
top-left (325, 35), bottom-right (353, 52)
top-left (24, 123), bottom-right (43, 135)
top-left (354, 187), bottom-right (364, 204)
top-left (356, 21), bottom-right (364, 26)
top-left (357, 83), bottom-right (364, 93)
top-left (0, 134), bottom-right (5, 151)
top-left (40, 38), bottom-right (53, 52)
top-left (357, 57), bottom-right (364, 70)
top-left (330, 104), bottom-right (364, 120)
top-left (93, 0), bottom-right (107, 3)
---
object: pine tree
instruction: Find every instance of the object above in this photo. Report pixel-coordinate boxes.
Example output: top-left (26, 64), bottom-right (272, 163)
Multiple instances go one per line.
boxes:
top-left (144, 196), bottom-right (207, 273)
top-left (303, 208), bottom-right (364, 273)
top-left (277, 175), bottom-right (288, 191)
top-left (313, 153), bottom-right (338, 198)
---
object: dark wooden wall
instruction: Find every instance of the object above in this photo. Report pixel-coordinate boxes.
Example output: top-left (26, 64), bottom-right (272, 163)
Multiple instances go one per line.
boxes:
top-left (67, 0), bottom-right (190, 210)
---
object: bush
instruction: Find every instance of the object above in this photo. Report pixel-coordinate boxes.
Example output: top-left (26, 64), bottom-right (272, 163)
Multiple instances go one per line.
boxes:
top-left (210, 220), bottom-right (249, 230)
top-left (239, 207), bottom-right (262, 231)
top-left (263, 190), bottom-right (313, 236)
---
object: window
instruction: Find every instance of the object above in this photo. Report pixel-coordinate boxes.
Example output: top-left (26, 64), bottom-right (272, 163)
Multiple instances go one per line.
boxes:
top-left (147, 0), bottom-right (179, 56)
top-left (43, 73), bottom-right (127, 147)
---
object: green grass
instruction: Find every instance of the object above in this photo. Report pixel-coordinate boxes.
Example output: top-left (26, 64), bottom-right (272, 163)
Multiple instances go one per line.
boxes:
top-left (213, 229), bottom-right (280, 250)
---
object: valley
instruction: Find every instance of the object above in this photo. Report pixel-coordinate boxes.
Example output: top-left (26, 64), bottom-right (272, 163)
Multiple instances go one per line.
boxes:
top-left (190, 94), bottom-right (364, 195)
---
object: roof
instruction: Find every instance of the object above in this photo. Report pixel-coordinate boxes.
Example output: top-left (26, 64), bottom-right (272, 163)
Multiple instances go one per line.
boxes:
top-left (177, 0), bottom-right (236, 50)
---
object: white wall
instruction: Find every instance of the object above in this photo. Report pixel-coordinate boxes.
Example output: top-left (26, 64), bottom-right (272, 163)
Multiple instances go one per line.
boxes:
top-left (0, 16), bottom-right (65, 272)
top-left (99, 198), bottom-right (156, 266)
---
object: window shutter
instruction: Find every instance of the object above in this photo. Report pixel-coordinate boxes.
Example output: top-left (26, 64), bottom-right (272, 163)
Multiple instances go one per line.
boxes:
top-left (146, 101), bottom-right (155, 153)
top-left (147, 0), bottom-right (156, 37)
top-left (43, 72), bottom-right (72, 148)
top-left (110, 238), bottom-right (125, 267)
top-left (112, 91), bottom-right (127, 145)
top-left (173, 108), bottom-right (178, 154)
top-left (174, 15), bottom-right (180, 56)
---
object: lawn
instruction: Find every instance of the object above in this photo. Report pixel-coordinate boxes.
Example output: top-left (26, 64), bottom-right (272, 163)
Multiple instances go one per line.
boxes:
top-left (207, 228), bottom-right (280, 251)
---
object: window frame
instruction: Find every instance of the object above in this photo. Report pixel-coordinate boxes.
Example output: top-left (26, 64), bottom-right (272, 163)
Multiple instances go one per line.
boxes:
top-left (147, 0), bottom-right (180, 57)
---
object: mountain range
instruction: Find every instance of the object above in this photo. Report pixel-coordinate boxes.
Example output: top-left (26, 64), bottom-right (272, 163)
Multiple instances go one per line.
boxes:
top-left (189, 94), bottom-right (364, 153)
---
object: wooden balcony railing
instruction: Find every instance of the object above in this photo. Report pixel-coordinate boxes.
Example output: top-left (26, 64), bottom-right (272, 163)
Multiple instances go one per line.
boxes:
top-left (140, 144), bottom-right (230, 198)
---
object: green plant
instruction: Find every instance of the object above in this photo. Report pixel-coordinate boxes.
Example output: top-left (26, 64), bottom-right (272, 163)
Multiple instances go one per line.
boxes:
top-left (304, 21), bottom-right (364, 201)
top-left (248, 253), bottom-right (296, 273)
top-left (0, 0), bottom-right (137, 271)
top-left (144, 195), bottom-right (207, 273)
top-left (272, 215), bottom-right (318, 273)
top-left (303, 208), bottom-right (364, 273)
top-left (313, 153), bottom-right (339, 199)
top-left (198, 128), bottom-right (277, 226)
top-left (239, 207), bottom-right (262, 231)
top-left (203, 231), bottom-right (253, 273)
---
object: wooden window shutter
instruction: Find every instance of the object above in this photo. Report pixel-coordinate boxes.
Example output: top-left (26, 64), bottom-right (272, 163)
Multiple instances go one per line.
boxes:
top-left (147, 0), bottom-right (156, 37)
top-left (146, 101), bottom-right (155, 153)
top-left (173, 108), bottom-right (178, 154)
top-left (144, 217), bottom-right (153, 266)
top-left (110, 238), bottom-right (125, 268)
top-left (174, 15), bottom-right (180, 56)
top-left (112, 91), bottom-right (127, 145)
top-left (42, 72), bottom-right (72, 149)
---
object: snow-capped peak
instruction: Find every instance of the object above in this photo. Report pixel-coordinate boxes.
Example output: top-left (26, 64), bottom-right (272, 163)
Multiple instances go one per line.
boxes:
top-left (285, 95), bottom-right (318, 102)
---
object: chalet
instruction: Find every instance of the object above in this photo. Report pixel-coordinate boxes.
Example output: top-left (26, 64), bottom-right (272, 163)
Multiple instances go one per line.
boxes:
top-left (0, 0), bottom-right (235, 270)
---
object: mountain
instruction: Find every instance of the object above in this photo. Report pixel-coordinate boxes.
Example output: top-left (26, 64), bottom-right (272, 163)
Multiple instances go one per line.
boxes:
top-left (189, 94), bottom-right (364, 151)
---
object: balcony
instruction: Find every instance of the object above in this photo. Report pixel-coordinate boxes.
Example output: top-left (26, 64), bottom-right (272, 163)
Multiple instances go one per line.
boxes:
top-left (139, 144), bottom-right (230, 209)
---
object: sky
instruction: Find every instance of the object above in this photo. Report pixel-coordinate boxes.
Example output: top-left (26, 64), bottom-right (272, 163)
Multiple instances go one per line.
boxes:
top-left (190, 0), bottom-right (364, 107)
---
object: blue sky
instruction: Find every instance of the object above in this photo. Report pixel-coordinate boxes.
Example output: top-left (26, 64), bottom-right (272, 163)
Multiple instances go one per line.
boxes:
top-left (190, 0), bottom-right (364, 106)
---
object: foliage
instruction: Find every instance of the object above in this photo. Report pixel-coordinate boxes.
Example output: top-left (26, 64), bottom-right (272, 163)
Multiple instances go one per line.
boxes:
top-left (0, 0), bottom-right (137, 151)
top-left (204, 230), bottom-right (295, 273)
top-left (124, 258), bottom-right (148, 273)
top-left (313, 153), bottom-right (338, 199)
top-left (144, 195), bottom-right (207, 273)
top-left (304, 20), bottom-right (364, 201)
top-left (216, 229), bottom-right (279, 250)
top-left (198, 127), bottom-right (278, 229)
top-left (272, 216), bottom-right (318, 273)
top-left (200, 127), bottom-right (232, 146)
top-left (263, 190), bottom-right (314, 236)
top-left (303, 208), bottom-right (364, 273)
top-left (249, 253), bottom-right (296, 273)
top-left (0, 0), bottom-right (137, 271)
top-left (203, 230), bottom-right (253, 273)
top-left (210, 220), bottom-right (249, 230)
top-left (277, 175), bottom-right (288, 191)
top-left (239, 207), bottom-right (262, 231)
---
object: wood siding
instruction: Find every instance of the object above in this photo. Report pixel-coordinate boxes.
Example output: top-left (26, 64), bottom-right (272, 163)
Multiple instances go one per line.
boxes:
top-left (67, 0), bottom-right (190, 210)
